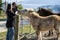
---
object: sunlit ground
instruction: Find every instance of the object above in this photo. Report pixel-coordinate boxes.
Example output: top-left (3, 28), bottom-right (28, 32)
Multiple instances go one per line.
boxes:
top-left (0, 25), bottom-right (35, 40)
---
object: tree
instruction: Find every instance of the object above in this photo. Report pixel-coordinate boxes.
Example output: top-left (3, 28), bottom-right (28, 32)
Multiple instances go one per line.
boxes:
top-left (17, 4), bottom-right (23, 10)
top-left (0, 0), bottom-right (2, 15)
top-left (0, 0), bottom-right (5, 16)
top-left (0, 0), bottom-right (3, 10)
top-left (0, 3), bottom-right (4, 10)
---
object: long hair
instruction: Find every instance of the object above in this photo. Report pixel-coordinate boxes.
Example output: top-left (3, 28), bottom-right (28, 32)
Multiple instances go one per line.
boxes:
top-left (12, 2), bottom-right (16, 6)
top-left (6, 3), bottom-right (11, 11)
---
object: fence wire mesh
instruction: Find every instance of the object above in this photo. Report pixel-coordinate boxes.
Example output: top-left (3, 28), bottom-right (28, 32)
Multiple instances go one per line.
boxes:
top-left (18, 15), bottom-right (36, 40)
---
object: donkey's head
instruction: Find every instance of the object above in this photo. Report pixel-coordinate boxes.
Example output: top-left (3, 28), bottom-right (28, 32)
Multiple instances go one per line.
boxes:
top-left (17, 8), bottom-right (35, 17)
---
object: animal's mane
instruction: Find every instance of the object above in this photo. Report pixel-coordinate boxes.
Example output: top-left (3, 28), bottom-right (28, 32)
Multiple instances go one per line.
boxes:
top-left (37, 8), bottom-right (54, 16)
top-left (40, 8), bottom-right (53, 14)
top-left (30, 12), bottom-right (40, 18)
top-left (37, 8), bottom-right (60, 16)
top-left (27, 8), bottom-right (60, 19)
top-left (30, 11), bottom-right (60, 19)
top-left (31, 12), bottom-right (49, 18)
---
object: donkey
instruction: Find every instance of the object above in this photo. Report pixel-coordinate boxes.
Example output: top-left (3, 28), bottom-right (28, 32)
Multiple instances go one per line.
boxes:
top-left (37, 8), bottom-right (54, 16)
top-left (17, 8), bottom-right (60, 40)
top-left (37, 8), bottom-right (60, 16)
top-left (37, 8), bottom-right (60, 36)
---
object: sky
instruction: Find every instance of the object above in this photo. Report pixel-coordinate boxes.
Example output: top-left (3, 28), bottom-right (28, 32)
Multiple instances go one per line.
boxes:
top-left (2, 0), bottom-right (60, 8)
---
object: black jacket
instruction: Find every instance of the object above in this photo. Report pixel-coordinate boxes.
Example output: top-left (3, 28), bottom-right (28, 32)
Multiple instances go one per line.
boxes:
top-left (12, 6), bottom-right (18, 13)
top-left (6, 10), bottom-right (15, 28)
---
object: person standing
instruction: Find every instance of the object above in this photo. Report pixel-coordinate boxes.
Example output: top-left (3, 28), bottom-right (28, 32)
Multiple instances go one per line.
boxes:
top-left (12, 2), bottom-right (18, 14)
top-left (6, 3), bottom-right (15, 40)
top-left (12, 2), bottom-right (18, 26)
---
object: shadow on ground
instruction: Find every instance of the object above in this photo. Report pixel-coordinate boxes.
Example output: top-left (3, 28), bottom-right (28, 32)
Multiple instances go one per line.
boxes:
top-left (20, 33), bottom-right (58, 40)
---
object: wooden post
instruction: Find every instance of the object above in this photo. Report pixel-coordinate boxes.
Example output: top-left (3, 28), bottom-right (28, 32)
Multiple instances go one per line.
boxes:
top-left (14, 15), bottom-right (19, 40)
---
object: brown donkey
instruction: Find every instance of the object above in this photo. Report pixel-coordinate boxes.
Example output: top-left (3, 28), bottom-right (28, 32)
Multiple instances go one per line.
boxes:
top-left (17, 8), bottom-right (60, 40)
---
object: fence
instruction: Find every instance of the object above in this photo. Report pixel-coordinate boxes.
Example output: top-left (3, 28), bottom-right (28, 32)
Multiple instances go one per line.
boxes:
top-left (14, 15), bottom-right (35, 40)
top-left (0, 14), bottom-right (58, 40)
top-left (14, 15), bottom-right (59, 40)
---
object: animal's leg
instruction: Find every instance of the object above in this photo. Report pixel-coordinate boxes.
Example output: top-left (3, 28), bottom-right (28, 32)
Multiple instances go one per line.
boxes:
top-left (38, 32), bottom-right (42, 40)
top-left (36, 28), bottom-right (41, 40)
top-left (54, 27), bottom-right (59, 40)
top-left (44, 29), bottom-right (53, 37)
top-left (36, 25), bottom-right (41, 40)
top-left (36, 30), bottom-right (40, 40)
top-left (48, 29), bottom-right (53, 36)
top-left (40, 32), bottom-right (42, 40)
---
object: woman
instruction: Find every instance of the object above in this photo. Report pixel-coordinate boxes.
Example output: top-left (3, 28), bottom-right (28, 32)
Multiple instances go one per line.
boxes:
top-left (12, 2), bottom-right (18, 13)
top-left (6, 3), bottom-right (15, 40)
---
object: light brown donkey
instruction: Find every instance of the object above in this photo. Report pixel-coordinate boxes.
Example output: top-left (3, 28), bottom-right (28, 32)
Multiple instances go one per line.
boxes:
top-left (17, 8), bottom-right (60, 40)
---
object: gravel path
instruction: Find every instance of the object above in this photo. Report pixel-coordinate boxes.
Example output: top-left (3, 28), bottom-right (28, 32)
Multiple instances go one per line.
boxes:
top-left (0, 21), bottom-right (7, 33)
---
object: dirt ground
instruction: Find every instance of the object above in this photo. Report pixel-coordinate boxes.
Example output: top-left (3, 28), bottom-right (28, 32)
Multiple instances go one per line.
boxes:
top-left (20, 31), bottom-right (59, 40)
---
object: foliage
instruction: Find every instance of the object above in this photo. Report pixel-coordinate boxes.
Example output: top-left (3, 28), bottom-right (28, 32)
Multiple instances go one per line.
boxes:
top-left (0, 0), bottom-right (2, 15)
top-left (0, 32), bottom-right (6, 40)
top-left (0, 0), bottom-right (4, 9)
top-left (0, 3), bottom-right (4, 7)
top-left (0, 1), bottom-right (5, 16)
top-left (17, 4), bottom-right (23, 10)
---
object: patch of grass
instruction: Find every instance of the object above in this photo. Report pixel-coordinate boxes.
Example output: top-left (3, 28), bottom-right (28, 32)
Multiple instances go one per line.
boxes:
top-left (0, 32), bottom-right (6, 40)
top-left (0, 25), bottom-right (35, 40)
top-left (0, 11), bottom-right (7, 19)
top-left (19, 25), bottom-right (35, 34)
top-left (0, 16), bottom-right (7, 19)
top-left (0, 19), bottom-right (6, 21)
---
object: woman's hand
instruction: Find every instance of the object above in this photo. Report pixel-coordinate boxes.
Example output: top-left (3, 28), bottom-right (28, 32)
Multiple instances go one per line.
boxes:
top-left (15, 11), bottom-right (18, 15)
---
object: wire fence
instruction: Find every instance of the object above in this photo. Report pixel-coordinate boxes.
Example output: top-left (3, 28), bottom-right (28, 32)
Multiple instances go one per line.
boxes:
top-left (18, 15), bottom-right (35, 35)
top-left (14, 15), bottom-right (36, 40)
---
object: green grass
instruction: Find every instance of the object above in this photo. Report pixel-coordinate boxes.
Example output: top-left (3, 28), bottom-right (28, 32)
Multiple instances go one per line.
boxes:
top-left (0, 32), bottom-right (6, 40)
top-left (19, 25), bottom-right (35, 34)
top-left (0, 11), bottom-right (7, 19)
top-left (0, 16), bottom-right (6, 19)
top-left (0, 25), bottom-right (35, 40)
